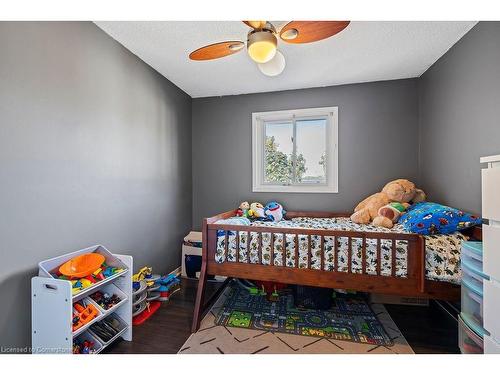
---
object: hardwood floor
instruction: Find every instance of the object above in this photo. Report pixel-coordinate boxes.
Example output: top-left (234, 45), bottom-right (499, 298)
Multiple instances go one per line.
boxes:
top-left (105, 278), bottom-right (218, 354)
top-left (106, 278), bottom-right (459, 354)
top-left (385, 301), bottom-right (460, 354)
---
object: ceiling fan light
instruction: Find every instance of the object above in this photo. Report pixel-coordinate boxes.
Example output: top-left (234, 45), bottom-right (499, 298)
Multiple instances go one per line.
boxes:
top-left (258, 50), bottom-right (286, 77)
top-left (246, 20), bottom-right (267, 29)
top-left (247, 31), bottom-right (277, 63)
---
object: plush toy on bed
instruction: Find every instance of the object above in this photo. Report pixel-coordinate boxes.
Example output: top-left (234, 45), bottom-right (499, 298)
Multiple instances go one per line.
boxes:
top-left (376, 202), bottom-right (411, 227)
top-left (350, 179), bottom-right (426, 228)
top-left (248, 202), bottom-right (266, 220)
top-left (264, 201), bottom-right (286, 222)
top-left (236, 201), bottom-right (250, 218)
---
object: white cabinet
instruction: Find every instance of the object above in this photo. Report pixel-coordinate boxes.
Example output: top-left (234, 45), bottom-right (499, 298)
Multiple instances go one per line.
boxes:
top-left (483, 224), bottom-right (500, 282)
top-left (484, 279), bottom-right (500, 338)
top-left (484, 335), bottom-right (500, 354)
top-left (482, 167), bottom-right (500, 222)
top-left (481, 154), bottom-right (500, 353)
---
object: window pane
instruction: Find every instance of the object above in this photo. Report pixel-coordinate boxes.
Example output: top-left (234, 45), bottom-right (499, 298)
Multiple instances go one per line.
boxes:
top-left (264, 121), bottom-right (293, 184)
top-left (295, 119), bottom-right (327, 183)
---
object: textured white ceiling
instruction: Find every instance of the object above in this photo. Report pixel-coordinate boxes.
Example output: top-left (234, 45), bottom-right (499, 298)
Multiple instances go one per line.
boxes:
top-left (95, 21), bottom-right (476, 98)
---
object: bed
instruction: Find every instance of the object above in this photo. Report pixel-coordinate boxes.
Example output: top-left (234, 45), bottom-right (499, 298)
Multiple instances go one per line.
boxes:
top-left (192, 210), bottom-right (481, 332)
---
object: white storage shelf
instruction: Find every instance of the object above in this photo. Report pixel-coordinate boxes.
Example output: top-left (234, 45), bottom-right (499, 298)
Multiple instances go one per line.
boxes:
top-left (480, 154), bottom-right (500, 353)
top-left (32, 245), bottom-right (133, 354)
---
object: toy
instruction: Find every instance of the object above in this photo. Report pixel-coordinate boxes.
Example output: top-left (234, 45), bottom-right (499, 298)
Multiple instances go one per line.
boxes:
top-left (249, 285), bottom-right (266, 296)
top-left (375, 202), bottom-right (410, 228)
top-left (350, 179), bottom-right (426, 228)
top-left (156, 274), bottom-right (181, 301)
top-left (53, 255), bottom-right (124, 295)
top-left (264, 201), bottom-right (286, 222)
top-left (73, 339), bottom-right (96, 354)
top-left (132, 266), bottom-right (161, 287)
top-left (132, 272), bottom-right (180, 325)
top-left (72, 300), bottom-right (99, 331)
top-left (59, 253), bottom-right (105, 278)
top-left (132, 266), bottom-right (152, 283)
top-left (236, 201), bottom-right (250, 218)
top-left (89, 291), bottom-right (122, 310)
top-left (248, 202), bottom-right (266, 219)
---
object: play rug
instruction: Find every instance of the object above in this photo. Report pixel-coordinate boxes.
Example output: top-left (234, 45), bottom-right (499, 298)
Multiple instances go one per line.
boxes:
top-left (179, 283), bottom-right (414, 354)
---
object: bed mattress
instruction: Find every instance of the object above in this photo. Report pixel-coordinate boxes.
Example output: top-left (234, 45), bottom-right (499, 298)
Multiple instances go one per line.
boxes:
top-left (215, 217), bottom-right (467, 284)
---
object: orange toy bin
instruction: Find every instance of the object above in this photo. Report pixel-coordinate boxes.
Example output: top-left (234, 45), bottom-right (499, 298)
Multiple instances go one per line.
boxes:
top-left (59, 253), bottom-right (105, 279)
top-left (73, 301), bottom-right (100, 331)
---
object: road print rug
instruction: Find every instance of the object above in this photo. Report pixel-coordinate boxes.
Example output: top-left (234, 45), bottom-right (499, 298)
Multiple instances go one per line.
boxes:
top-left (214, 283), bottom-right (391, 345)
top-left (180, 282), bottom-right (414, 354)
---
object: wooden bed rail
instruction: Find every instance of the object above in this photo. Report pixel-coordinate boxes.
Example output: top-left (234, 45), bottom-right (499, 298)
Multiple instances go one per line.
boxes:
top-left (205, 224), bottom-right (425, 288)
top-left (192, 210), bottom-right (460, 332)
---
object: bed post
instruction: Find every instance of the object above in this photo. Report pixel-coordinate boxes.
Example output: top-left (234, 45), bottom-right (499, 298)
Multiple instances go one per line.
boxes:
top-left (191, 218), bottom-right (209, 333)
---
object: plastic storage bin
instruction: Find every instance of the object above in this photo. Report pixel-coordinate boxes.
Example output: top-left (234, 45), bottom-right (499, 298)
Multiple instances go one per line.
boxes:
top-left (38, 245), bottom-right (129, 300)
top-left (88, 283), bottom-right (128, 314)
top-left (39, 245), bottom-right (128, 279)
top-left (182, 231), bottom-right (202, 278)
top-left (461, 241), bottom-right (483, 273)
top-left (72, 297), bottom-right (103, 337)
top-left (89, 312), bottom-right (128, 346)
top-left (459, 313), bottom-right (484, 354)
top-left (73, 330), bottom-right (103, 354)
top-left (462, 258), bottom-right (489, 292)
top-left (461, 277), bottom-right (484, 328)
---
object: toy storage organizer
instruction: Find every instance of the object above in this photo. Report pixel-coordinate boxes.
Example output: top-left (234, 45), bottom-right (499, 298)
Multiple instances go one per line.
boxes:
top-left (478, 155), bottom-right (500, 353)
top-left (458, 241), bottom-right (488, 354)
top-left (32, 245), bottom-right (132, 354)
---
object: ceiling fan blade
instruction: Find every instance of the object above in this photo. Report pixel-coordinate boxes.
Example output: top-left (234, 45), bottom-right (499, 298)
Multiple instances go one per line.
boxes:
top-left (279, 21), bottom-right (350, 43)
top-left (189, 41), bottom-right (245, 61)
top-left (243, 21), bottom-right (267, 29)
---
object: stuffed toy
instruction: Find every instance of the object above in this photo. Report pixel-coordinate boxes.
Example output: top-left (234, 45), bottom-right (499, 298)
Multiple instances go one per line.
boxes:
top-left (236, 201), bottom-right (250, 218)
top-left (373, 202), bottom-right (410, 228)
top-left (351, 179), bottom-right (426, 228)
top-left (264, 201), bottom-right (286, 222)
top-left (248, 202), bottom-right (266, 220)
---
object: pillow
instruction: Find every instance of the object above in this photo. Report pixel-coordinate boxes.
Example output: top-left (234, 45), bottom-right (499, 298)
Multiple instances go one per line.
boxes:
top-left (398, 202), bottom-right (482, 235)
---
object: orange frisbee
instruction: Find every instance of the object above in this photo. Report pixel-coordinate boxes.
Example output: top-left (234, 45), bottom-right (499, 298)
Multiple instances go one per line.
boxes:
top-left (59, 253), bottom-right (105, 278)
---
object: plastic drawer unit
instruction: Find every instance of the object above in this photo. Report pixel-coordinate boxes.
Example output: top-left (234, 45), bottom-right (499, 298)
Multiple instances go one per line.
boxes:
top-left (461, 241), bottom-right (484, 273)
top-left (459, 313), bottom-right (485, 354)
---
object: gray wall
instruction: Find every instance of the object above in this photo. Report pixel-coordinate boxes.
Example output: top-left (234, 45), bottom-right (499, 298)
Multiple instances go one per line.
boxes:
top-left (0, 22), bottom-right (192, 349)
top-left (419, 22), bottom-right (500, 215)
top-left (192, 79), bottom-right (419, 229)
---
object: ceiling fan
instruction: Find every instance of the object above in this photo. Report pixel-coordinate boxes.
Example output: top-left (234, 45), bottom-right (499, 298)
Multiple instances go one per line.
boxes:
top-left (189, 21), bottom-right (350, 76)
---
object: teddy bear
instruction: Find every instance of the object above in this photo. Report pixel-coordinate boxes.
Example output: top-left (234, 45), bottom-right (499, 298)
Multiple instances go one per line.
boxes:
top-left (350, 179), bottom-right (426, 228)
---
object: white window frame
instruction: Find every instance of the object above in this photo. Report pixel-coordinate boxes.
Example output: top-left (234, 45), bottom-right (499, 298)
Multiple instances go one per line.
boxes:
top-left (252, 106), bottom-right (338, 193)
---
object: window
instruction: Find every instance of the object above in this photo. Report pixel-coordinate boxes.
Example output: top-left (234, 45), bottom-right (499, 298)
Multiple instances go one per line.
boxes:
top-left (252, 107), bottom-right (338, 193)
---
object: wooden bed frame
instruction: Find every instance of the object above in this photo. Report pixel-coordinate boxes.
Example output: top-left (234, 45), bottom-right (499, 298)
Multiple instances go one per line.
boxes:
top-left (192, 210), bottom-right (480, 332)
